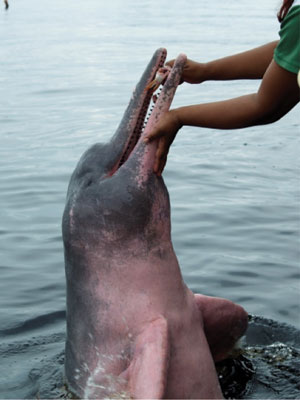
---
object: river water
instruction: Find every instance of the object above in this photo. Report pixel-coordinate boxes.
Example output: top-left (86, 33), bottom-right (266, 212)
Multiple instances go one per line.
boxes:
top-left (0, 0), bottom-right (299, 398)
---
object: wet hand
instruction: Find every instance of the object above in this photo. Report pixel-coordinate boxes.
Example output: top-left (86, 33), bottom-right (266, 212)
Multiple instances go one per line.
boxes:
top-left (144, 110), bottom-right (181, 176)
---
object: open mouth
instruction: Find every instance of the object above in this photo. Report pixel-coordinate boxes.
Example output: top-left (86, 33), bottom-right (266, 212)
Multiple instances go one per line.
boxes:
top-left (117, 50), bottom-right (167, 170)
top-left (107, 49), bottom-right (186, 178)
top-left (106, 49), bottom-right (167, 177)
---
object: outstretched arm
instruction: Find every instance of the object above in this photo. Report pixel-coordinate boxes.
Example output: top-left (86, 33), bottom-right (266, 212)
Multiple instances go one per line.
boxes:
top-left (178, 60), bottom-right (299, 128)
top-left (145, 60), bottom-right (299, 175)
top-left (202, 41), bottom-right (279, 81)
top-left (168, 41), bottom-right (279, 84)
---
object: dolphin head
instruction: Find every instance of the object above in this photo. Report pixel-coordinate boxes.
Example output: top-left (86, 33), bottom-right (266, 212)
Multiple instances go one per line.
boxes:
top-left (62, 49), bottom-right (186, 258)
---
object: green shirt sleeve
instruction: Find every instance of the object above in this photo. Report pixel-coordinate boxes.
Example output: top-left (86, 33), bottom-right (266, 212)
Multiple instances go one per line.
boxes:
top-left (274, 5), bottom-right (300, 74)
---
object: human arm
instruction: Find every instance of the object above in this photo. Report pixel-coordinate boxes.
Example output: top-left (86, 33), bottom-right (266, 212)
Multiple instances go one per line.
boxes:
top-left (145, 60), bottom-right (299, 175)
top-left (177, 60), bottom-right (299, 128)
top-left (168, 41), bottom-right (279, 84)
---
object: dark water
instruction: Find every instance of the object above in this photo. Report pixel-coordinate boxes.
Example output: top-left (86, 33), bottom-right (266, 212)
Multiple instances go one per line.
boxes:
top-left (0, 0), bottom-right (299, 398)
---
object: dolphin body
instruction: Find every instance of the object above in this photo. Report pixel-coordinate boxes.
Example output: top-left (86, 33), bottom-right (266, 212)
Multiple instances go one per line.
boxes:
top-left (62, 49), bottom-right (248, 399)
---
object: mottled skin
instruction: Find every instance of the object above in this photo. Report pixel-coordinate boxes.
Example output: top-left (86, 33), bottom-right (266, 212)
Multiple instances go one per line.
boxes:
top-left (62, 49), bottom-right (248, 399)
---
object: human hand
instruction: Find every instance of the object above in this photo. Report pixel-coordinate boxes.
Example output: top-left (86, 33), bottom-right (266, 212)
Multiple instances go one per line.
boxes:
top-left (144, 109), bottom-right (182, 176)
top-left (166, 58), bottom-right (205, 85)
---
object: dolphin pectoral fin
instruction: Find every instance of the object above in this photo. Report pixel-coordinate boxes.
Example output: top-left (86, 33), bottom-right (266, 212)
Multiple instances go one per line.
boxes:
top-left (128, 317), bottom-right (169, 399)
top-left (194, 294), bottom-right (248, 362)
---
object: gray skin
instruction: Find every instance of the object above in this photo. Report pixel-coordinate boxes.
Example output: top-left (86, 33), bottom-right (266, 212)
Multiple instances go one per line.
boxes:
top-left (62, 49), bottom-right (248, 399)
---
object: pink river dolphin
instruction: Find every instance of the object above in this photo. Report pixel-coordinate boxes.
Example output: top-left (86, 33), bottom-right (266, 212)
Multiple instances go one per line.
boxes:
top-left (62, 48), bottom-right (248, 399)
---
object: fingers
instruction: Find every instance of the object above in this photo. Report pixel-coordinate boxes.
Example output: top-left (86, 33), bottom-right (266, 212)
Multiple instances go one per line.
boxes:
top-left (165, 59), bottom-right (185, 85)
top-left (144, 131), bottom-right (169, 176)
top-left (154, 138), bottom-right (168, 176)
top-left (144, 110), bottom-right (180, 175)
top-left (165, 59), bottom-right (175, 68)
top-left (155, 157), bottom-right (167, 177)
top-left (144, 127), bottom-right (163, 143)
top-left (143, 125), bottom-right (167, 175)
top-left (144, 129), bottom-right (167, 175)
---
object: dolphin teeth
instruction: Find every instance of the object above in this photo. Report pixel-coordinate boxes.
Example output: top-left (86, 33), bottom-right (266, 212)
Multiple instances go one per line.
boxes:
top-left (116, 57), bottom-right (167, 170)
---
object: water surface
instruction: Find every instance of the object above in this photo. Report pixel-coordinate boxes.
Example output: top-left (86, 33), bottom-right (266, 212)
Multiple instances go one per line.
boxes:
top-left (0, 0), bottom-right (299, 398)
